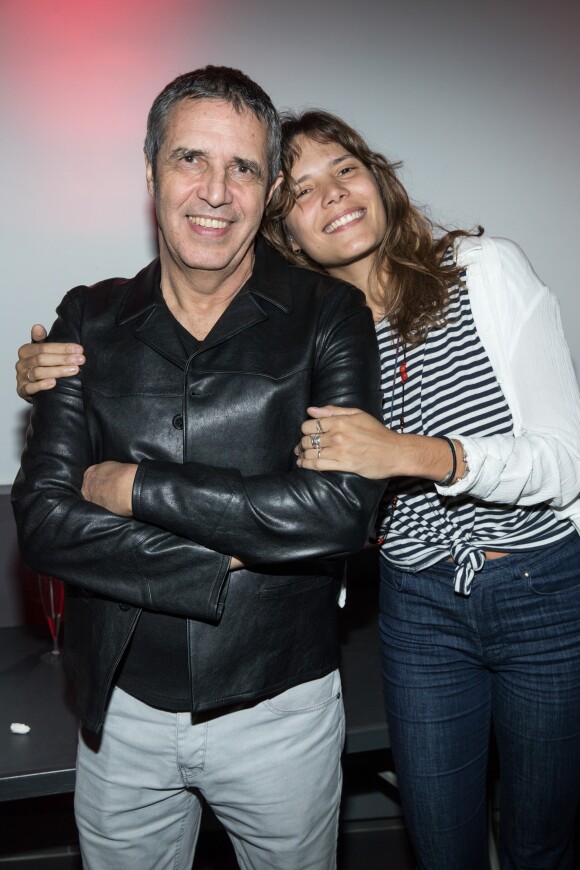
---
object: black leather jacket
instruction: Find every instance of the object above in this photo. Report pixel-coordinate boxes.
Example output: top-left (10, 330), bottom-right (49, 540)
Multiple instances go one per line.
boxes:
top-left (13, 240), bottom-right (384, 733)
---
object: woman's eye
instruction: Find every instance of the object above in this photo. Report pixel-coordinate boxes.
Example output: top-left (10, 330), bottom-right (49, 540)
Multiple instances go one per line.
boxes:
top-left (338, 166), bottom-right (354, 177)
top-left (295, 187), bottom-right (311, 199)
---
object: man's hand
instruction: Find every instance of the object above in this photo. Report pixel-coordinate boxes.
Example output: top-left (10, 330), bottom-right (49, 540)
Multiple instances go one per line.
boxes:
top-left (17, 324), bottom-right (85, 401)
top-left (82, 461), bottom-right (137, 516)
top-left (81, 464), bottom-right (247, 568)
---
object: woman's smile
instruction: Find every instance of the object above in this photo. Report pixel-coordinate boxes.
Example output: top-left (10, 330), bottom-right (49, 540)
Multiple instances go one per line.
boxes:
top-left (323, 208), bottom-right (366, 234)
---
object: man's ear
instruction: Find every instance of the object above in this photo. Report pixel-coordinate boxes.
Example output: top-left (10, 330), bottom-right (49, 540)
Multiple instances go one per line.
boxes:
top-left (145, 155), bottom-right (155, 197)
top-left (265, 171), bottom-right (283, 206)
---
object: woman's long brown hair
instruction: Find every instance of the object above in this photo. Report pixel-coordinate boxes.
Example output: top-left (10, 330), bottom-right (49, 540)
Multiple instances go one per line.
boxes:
top-left (261, 110), bottom-right (481, 346)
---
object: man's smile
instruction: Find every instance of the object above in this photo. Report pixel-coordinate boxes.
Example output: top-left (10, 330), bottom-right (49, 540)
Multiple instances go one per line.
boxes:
top-left (187, 215), bottom-right (231, 229)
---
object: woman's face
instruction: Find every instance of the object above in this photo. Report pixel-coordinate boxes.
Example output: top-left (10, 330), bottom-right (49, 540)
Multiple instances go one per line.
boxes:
top-left (284, 135), bottom-right (387, 283)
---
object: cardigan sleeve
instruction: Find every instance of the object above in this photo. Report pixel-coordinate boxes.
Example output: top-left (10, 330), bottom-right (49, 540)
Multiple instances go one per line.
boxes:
top-left (437, 237), bottom-right (580, 513)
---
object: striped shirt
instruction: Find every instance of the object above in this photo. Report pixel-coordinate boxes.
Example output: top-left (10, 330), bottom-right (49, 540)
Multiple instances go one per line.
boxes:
top-left (375, 265), bottom-right (575, 595)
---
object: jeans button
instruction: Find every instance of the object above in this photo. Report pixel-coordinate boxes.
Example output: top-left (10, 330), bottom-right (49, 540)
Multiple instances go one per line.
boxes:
top-left (172, 414), bottom-right (183, 430)
top-left (118, 603), bottom-right (131, 611)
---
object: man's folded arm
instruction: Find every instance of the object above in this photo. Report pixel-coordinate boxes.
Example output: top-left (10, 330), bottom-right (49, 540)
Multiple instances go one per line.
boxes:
top-left (13, 288), bottom-right (384, 611)
top-left (134, 462), bottom-right (383, 563)
top-left (133, 296), bottom-right (386, 561)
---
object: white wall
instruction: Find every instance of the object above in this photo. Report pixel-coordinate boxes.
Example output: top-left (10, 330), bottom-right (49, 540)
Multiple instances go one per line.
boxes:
top-left (2, 0), bottom-right (579, 482)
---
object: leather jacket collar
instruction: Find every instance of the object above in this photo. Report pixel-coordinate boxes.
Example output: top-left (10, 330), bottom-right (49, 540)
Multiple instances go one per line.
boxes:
top-left (117, 237), bottom-right (293, 328)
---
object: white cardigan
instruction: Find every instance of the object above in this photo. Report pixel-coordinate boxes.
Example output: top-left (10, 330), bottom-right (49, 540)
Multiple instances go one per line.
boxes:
top-left (437, 235), bottom-right (580, 532)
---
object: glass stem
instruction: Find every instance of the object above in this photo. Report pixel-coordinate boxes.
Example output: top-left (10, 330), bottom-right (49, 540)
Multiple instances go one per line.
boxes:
top-left (53, 613), bottom-right (61, 653)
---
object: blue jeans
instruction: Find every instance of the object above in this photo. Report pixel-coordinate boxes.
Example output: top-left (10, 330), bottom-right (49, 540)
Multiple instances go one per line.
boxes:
top-left (379, 534), bottom-right (580, 870)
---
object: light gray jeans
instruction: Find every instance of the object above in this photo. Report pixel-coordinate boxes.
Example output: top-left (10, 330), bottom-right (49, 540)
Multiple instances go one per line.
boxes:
top-left (75, 670), bottom-right (345, 870)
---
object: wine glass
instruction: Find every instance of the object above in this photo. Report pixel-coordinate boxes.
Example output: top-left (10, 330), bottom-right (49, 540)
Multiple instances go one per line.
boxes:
top-left (37, 574), bottom-right (65, 663)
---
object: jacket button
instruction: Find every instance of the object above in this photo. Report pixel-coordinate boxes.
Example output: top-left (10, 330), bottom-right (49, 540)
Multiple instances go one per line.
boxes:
top-left (172, 414), bottom-right (183, 430)
top-left (118, 603), bottom-right (131, 611)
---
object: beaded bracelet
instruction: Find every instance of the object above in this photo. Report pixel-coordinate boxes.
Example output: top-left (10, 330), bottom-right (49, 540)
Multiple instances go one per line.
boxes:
top-left (434, 435), bottom-right (457, 486)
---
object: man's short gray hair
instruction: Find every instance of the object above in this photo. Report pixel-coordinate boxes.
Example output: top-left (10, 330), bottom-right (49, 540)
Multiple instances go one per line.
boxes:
top-left (144, 65), bottom-right (281, 187)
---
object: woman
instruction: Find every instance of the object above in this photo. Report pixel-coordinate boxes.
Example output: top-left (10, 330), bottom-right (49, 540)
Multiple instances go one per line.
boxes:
top-left (16, 111), bottom-right (580, 869)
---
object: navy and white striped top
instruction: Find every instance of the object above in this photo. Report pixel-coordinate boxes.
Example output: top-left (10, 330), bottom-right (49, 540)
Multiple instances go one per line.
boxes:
top-left (375, 266), bottom-right (575, 595)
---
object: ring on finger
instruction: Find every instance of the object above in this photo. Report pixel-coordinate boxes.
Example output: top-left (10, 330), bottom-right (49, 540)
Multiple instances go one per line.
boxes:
top-left (317, 448), bottom-right (322, 459)
top-left (315, 419), bottom-right (324, 434)
top-left (27, 369), bottom-right (34, 383)
top-left (310, 433), bottom-right (321, 450)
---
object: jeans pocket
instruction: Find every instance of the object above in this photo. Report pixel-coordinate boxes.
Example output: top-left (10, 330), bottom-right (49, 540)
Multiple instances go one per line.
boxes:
top-left (263, 670), bottom-right (342, 715)
top-left (527, 536), bottom-right (580, 595)
top-left (380, 564), bottom-right (408, 593)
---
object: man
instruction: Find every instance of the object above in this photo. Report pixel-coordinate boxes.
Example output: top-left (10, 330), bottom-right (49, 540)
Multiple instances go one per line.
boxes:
top-left (12, 66), bottom-right (383, 870)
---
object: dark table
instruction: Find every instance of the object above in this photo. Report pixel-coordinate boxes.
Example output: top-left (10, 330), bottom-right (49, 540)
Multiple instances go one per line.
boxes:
top-left (0, 626), bottom-right (77, 801)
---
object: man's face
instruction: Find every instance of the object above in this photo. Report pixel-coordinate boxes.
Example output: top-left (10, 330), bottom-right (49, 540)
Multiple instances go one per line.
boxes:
top-left (146, 98), bottom-right (275, 283)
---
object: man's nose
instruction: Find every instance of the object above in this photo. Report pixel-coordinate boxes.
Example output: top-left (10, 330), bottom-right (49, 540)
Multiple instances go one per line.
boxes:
top-left (198, 167), bottom-right (233, 207)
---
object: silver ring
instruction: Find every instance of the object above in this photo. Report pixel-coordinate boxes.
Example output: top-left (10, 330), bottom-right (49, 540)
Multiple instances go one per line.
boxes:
top-left (317, 448), bottom-right (322, 459)
top-left (27, 369), bottom-right (34, 383)
top-left (310, 433), bottom-right (321, 450)
top-left (315, 420), bottom-right (324, 434)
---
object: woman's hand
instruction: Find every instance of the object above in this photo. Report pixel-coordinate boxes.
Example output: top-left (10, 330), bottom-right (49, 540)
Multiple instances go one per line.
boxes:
top-left (17, 324), bottom-right (85, 400)
top-left (296, 405), bottom-right (465, 483)
top-left (296, 405), bottom-right (400, 479)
